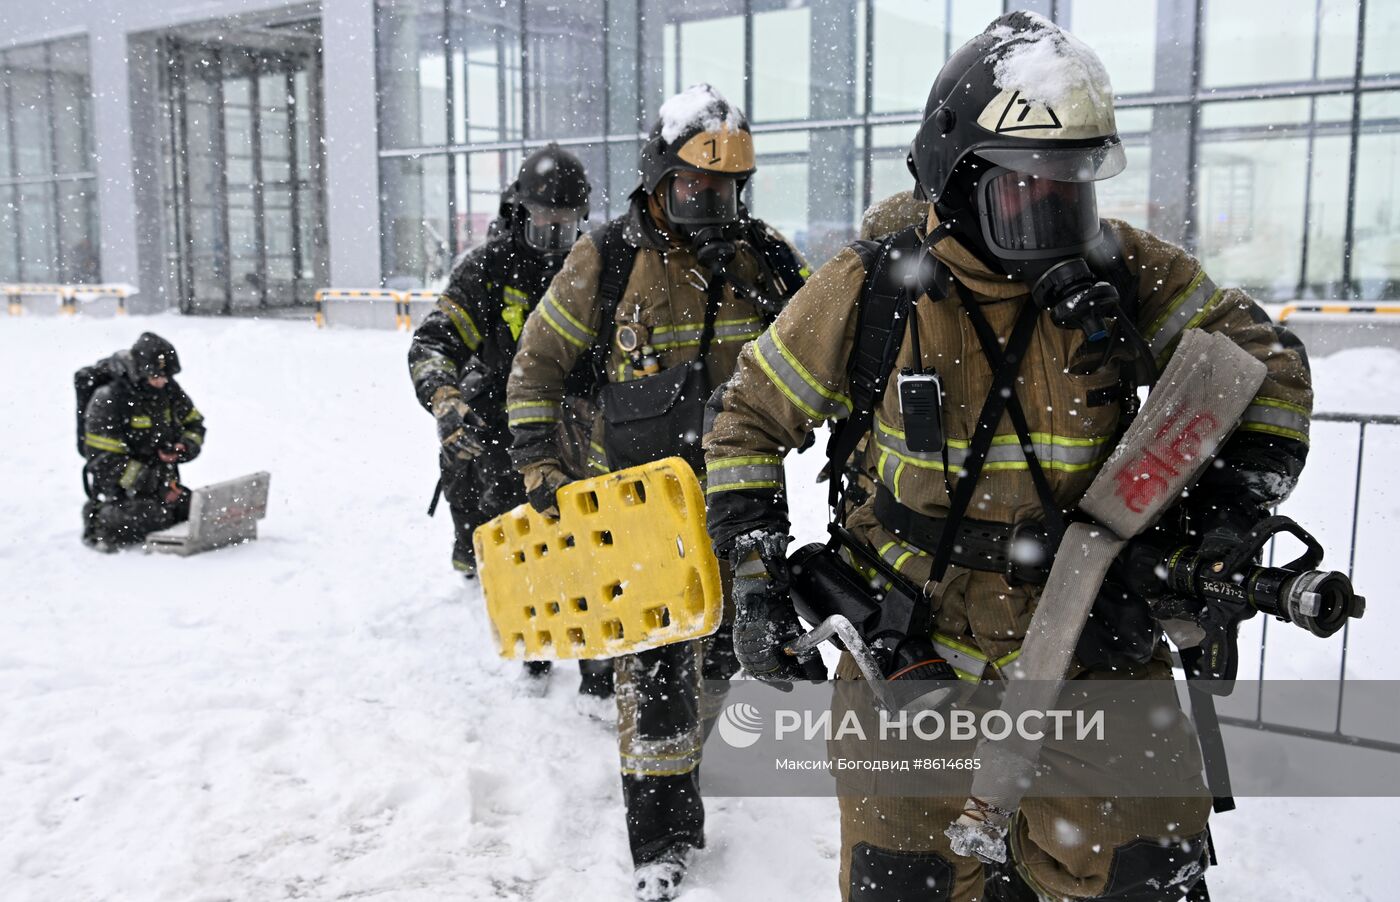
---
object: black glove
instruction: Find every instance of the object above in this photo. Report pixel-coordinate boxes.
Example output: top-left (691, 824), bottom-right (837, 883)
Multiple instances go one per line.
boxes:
top-left (523, 460), bottom-right (571, 518)
top-left (1190, 492), bottom-right (1270, 574)
top-left (431, 387), bottom-right (486, 462)
top-left (729, 530), bottom-right (825, 690)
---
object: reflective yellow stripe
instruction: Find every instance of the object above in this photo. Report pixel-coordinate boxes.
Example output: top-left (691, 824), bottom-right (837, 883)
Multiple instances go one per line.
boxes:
top-left (84, 433), bottom-right (128, 453)
top-left (118, 460), bottom-right (143, 490)
top-left (130, 415), bottom-right (152, 429)
top-left (1147, 271), bottom-right (1222, 359)
top-left (753, 329), bottom-right (852, 421)
top-left (182, 407), bottom-right (201, 424)
top-left (1240, 397), bottom-right (1310, 443)
top-left (182, 431), bottom-right (203, 446)
top-left (506, 399), bottom-right (562, 427)
top-left (438, 297), bottom-right (483, 350)
top-left (537, 291), bottom-right (595, 349)
top-left (411, 356), bottom-right (457, 382)
top-left (706, 454), bottom-right (784, 494)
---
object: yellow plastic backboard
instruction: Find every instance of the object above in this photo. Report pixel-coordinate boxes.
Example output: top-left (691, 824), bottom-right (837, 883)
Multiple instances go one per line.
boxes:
top-left (474, 457), bottom-right (723, 661)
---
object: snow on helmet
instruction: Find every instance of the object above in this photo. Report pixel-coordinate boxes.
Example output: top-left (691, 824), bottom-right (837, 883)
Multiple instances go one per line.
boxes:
top-left (500, 144), bottom-right (591, 258)
top-left (636, 84), bottom-right (755, 227)
top-left (909, 12), bottom-right (1125, 270)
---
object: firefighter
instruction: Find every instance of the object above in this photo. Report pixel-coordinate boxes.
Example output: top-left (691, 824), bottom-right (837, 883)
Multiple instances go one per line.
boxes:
top-left (80, 332), bottom-right (205, 551)
top-left (506, 84), bottom-right (810, 900)
top-left (703, 13), bottom-right (1311, 902)
top-left (408, 144), bottom-right (613, 698)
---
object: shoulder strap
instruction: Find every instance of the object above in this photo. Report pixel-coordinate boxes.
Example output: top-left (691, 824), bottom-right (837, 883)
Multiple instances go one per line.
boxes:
top-left (826, 225), bottom-right (930, 520)
top-left (572, 219), bottom-right (638, 390)
top-left (748, 219), bottom-right (808, 299)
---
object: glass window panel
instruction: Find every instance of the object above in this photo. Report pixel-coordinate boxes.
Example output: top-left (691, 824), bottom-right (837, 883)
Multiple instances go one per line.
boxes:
top-left (0, 187), bottom-right (18, 281)
top-left (380, 154), bottom-right (451, 286)
top-left (0, 85), bottom-right (11, 181)
top-left (1203, 0), bottom-right (1319, 87)
top-left (18, 182), bottom-right (55, 282)
top-left (459, 0), bottom-right (524, 143)
top-left (678, 8), bottom-right (747, 115)
top-left (525, 0), bottom-right (605, 139)
top-left (1096, 143), bottom-right (1150, 230)
top-left (1352, 93), bottom-right (1400, 299)
top-left (1066, 0), bottom-right (1156, 95)
top-left (376, 0), bottom-right (449, 149)
top-left (11, 70), bottom-right (53, 178)
top-left (1200, 98), bottom-right (1313, 130)
top-left (868, 123), bottom-right (916, 204)
top-left (750, 158), bottom-right (808, 254)
top-left (1195, 122), bottom-right (1309, 299)
top-left (56, 180), bottom-right (99, 283)
top-left (1364, 0), bottom-right (1400, 77)
top-left (1302, 134), bottom-right (1350, 298)
top-left (1114, 108), bottom-right (1153, 134)
top-left (752, 5), bottom-right (810, 123)
top-left (1317, 0), bottom-right (1359, 80)
top-left (1316, 94), bottom-right (1354, 124)
top-left (871, 0), bottom-right (946, 114)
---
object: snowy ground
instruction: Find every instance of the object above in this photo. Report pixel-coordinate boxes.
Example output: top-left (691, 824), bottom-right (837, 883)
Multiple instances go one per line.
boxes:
top-left (2, 314), bottom-right (1398, 900)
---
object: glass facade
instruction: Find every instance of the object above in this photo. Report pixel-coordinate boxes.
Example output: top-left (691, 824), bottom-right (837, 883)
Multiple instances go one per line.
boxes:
top-left (372, 0), bottom-right (1400, 304)
top-left (0, 37), bottom-right (100, 284)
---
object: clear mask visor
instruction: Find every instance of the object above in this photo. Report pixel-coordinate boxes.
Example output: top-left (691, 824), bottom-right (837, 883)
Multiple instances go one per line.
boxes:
top-left (522, 203), bottom-right (585, 254)
top-left (982, 169), bottom-right (1100, 254)
top-left (664, 171), bottom-right (740, 226)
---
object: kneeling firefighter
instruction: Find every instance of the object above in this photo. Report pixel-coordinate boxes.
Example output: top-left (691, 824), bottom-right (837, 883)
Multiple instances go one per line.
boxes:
top-left (507, 84), bottom-right (809, 900)
top-left (408, 144), bottom-right (612, 697)
top-left (78, 332), bottom-right (206, 551)
top-left (703, 13), bottom-right (1313, 902)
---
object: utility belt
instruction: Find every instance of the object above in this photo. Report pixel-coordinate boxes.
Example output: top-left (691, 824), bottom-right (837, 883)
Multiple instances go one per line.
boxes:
top-left (874, 486), bottom-right (1054, 586)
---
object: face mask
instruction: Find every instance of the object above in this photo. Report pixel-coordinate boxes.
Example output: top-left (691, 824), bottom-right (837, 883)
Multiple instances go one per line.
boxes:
top-left (520, 202), bottom-right (584, 256)
top-left (664, 171), bottom-right (740, 227)
top-left (977, 168), bottom-right (1100, 260)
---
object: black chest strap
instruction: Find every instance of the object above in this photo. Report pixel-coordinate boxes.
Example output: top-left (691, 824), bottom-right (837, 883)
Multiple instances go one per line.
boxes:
top-left (827, 225), bottom-right (942, 518)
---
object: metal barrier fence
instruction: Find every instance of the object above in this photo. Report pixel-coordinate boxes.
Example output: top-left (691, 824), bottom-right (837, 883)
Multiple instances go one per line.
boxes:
top-left (313, 289), bottom-right (440, 331)
top-left (1217, 410), bottom-right (1400, 754)
top-left (4, 283), bottom-right (136, 316)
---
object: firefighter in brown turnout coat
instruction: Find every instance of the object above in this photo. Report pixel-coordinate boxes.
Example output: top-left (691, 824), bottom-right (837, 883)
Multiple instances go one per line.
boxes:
top-left (507, 84), bottom-right (809, 900)
top-left (704, 14), bottom-right (1312, 902)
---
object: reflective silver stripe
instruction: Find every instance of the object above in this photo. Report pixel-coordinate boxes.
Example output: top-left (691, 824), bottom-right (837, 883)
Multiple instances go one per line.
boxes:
top-left (876, 448), bottom-right (905, 498)
top-left (706, 454), bottom-right (783, 493)
top-left (753, 329), bottom-right (852, 420)
top-left (118, 460), bottom-right (143, 490)
top-left (874, 417), bottom-right (1111, 474)
top-left (713, 317), bottom-right (764, 343)
top-left (879, 538), bottom-right (926, 574)
top-left (651, 322), bottom-right (706, 350)
top-left (932, 636), bottom-right (989, 680)
top-left (411, 355), bottom-right (457, 382)
top-left (1240, 398), bottom-right (1310, 441)
top-left (507, 399), bottom-right (562, 427)
top-left (620, 729), bottom-right (703, 777)
top-left (1148, 272), bottom-right (1221, 358)
top-left (537, 291), bottom-right (596, 349)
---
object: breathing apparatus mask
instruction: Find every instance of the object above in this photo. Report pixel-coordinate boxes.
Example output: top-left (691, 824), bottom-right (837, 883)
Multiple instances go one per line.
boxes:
top-left (942, 161), bottom-right (1120, 344)
top-left (517, 200), bottom-right (585, 262)
top-left (662, 170), bottom-right (743, 274)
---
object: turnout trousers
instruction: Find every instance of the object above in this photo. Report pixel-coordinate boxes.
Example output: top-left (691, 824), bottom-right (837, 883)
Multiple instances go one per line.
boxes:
top-left (615, 572), bottom-right (738, 865)
top-left (834, 653), bottom-right (1213, 902)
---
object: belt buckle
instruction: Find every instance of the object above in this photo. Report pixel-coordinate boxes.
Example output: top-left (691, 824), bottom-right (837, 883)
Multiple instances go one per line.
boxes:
top-left (1005, 521), bottom-right (1050, 587)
